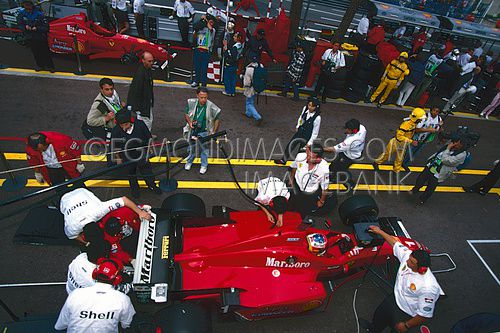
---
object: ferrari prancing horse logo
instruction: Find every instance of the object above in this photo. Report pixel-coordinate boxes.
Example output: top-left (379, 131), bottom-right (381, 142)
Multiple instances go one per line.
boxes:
top-left (108, 41), bottom-right (115, 47)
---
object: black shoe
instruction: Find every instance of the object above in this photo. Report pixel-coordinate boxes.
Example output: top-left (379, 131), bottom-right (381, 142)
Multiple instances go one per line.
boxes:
top-left (274, 159), bottom-right (286, 165)
top-left (479, 190), bottom-right (488, 196)
top-left (48, 67), bottom-right (55, 73)
top-left (256, 118), bottom-right (263, 126)
top-left (372, 162), bottom-right (379, 171)
top-left (402, 165), bottom-right (411, 172)
top-left (131, 186), bottom-right (140, 199)
top-left (377, 102), bottom-right (382, 108)
top-left (462, 186), bottom-right (475, 193)
top-left (358, 318), bottom-right (372, 332)
top-left (148, 184), bottom-right (162, 195)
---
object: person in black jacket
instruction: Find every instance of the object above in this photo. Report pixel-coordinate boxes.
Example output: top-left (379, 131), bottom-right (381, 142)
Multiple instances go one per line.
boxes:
top-left (127, 52), bottom-right (154, 132)
top-left (17, 0), bottom-right (54, 71)
top-left (246, 28), bottom-right (277, 64)
top-left (111, 110), bottom-right (161, 198)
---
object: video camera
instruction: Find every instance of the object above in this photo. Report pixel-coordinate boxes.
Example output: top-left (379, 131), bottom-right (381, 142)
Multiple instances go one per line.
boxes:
top-left (439, 126), bottom-right (480, 150)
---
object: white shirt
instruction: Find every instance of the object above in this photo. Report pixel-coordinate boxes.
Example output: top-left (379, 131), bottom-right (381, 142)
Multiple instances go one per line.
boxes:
top-left (393, 26), bottom-right (406, 38)
top-left (54, 282), bottom-right (136, 333)
top-left (66, 253), bottom-right (97, 294)
top-left (473, 46), bottom-right (483, 57)
top-left (173, 0), bottom-right (195, 17)
top-left (321, 49), bottom-right (345, 69)
top-left (207, 7), bottom-right (227, 22)
top-left (60, 188), bottom-right (125, 239)
top-left (133, 0), bottom-right (144, 14)
top-left (357, 16), bottom-right (369, 35)
top-left (42, 144), bottom-right (63, 169)
top-left (393, 242), bottom-right (442, 318)
top-left (414, 113), bottom-right (441, 142)
top-left (461, 61), bottom-right (476, 76)
top-left (296, 107), bottom-right (321, 146)
top-left (255, 177), bottom-right (290, 205)
top-left (111, 0), bottom-right (127, 11)
top-left (334, 124), bottom-right (367, 160)
top-left (291, 152), bottom-right (330, 193)
top-left (457, 53), bottom-right (471, 67)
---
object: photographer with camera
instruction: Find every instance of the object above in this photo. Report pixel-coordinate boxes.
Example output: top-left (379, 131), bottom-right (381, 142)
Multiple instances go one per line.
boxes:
top-left (313, 41), bottom-right (345, 104)
top-left (183, 87), bottom-right (221, 175)
top-left (410, 132), bottom-right (471, 204)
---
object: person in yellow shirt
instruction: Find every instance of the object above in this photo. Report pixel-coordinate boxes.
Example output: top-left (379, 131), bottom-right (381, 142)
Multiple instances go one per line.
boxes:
top-left (370, 52), bottom-right (410, 107)
top-left (373, 108), bottom-right (426, 173)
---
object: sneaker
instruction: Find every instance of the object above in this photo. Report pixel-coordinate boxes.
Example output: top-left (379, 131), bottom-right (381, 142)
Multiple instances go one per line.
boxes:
top-left (190, 81), bottom-right (198, 87)
top-left (184, 163), bottom-right (192, 171)
top-left (222, 91), bottom-right (232, 96)
top-left (484, 115), bottom-right (489, 120)
top-left (199, 166), bottom-right (207, 174)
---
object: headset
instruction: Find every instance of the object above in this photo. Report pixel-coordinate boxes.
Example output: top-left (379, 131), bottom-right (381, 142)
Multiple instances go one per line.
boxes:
top-left (92, 258), bottom-right (123, 286)
top-left (27, 133), bottom-right (47, 150)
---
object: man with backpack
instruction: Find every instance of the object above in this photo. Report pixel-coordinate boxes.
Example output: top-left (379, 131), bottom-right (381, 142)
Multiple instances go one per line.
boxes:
top-left (243, 56), bottom-right (266, 125)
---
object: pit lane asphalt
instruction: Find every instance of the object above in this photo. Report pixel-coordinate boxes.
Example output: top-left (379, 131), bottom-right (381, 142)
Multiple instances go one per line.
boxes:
top-left (0, 44), bottom-right (499, 332)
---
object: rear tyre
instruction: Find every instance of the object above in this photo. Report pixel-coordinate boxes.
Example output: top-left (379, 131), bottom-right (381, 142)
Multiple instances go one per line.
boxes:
top-left (154, 302), bottom-right (213, 333)
top-left (161, 193), bottom-right (206, 218)
top-left (338, 195), bottom-right (379, 226)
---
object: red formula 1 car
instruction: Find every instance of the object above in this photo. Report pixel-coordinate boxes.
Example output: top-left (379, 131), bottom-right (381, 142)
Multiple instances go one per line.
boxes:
top-left (47, 13), bottom-right (174, 64)
top-left (131, 194), bottom-right (427, 332)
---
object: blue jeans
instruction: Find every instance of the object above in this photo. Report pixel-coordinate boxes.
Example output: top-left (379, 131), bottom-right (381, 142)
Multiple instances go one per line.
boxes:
top-left (193, 48), bottom-right (209, 86)
top-left (245, 95), bottom-right (262, 120)
top-left (187, 131), bottom-right (209, 168)
top-left (403, 141), bottom-right (426, 167)
top-left (223, 65), bottom-right (237, 94)
top-left (282, 73), bottom-right (300, 99)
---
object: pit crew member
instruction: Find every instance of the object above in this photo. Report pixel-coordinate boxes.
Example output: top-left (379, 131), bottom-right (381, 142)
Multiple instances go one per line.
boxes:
top-left (289, 144), bottom-right (330, 217)
top-left (370, 52), bottom-right (410, 108)
top-left (373, 108), bottom-right (426, 173)
top-left (26, 132), bottom-right (84, 186)
top-left (55, 259), bottom-right (136, 332)
top-left (255, 176), bottom-right (290, 227)
top-left (60, 188), bottom-right (152, 244)
top-left (360, 226), bottom-right (442, 333)
top-left (324, 118), bottom-right (366, 188)
top-left (65, 240), bottom-right (105, 294)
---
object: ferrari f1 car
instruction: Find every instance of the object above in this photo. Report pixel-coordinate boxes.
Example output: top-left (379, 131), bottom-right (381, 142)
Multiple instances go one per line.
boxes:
top-left (131, 193), bottom-right (427, 332)
top-left (47, 13), bottom-right (174, 64)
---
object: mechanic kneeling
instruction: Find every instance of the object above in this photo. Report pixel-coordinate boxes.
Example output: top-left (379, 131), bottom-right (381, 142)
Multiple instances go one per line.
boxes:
top-left (288, 143), bottom-right (331, 217)
top-left (360, 226), bottom-right (442, 333)
top-left (255, 176), bottom-right (290, 227)
top-left (55, 258), bottom-right (136, 332)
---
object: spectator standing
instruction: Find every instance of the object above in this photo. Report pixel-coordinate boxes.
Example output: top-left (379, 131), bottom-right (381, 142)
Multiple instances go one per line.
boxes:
top-left (457, 49), bottom-right (473, 67)
top-left (443, 67), bottom-right (481, 113)
top-left (243, 56), bottom-right (264, 125)
top-left (442, 37), bottom-right (454, 56)
top-left (191, 16), bottom-right (216, 87)
top-left (111, 0), bottom-right (129, 34)
top-left (409, 49), bottom-right (442, 105)
top-left (26, 132), bottom-right (84, 186)
top-left (403, 106), bottom-right (443, 168)
top-left (183, 87), bottom-right (221, 174)
top-left (170, 0), bottom-right (195, 46)
top-left (463, 159), bottom-right (499, 195)
top-left (274, 97), bottom-right (321, 165)
top-left (222, 31), bottom-right (243, 96)
top-left (372, 108), bottom-right (426, 173)
top-left (127, 52), bottom-right (154, 132)
top-left (313, 41), bottom-right (345, 103)
top-left (246, 28), bottom-right (276, 63)
top-left (55, 259), bottom-right (136, 333)
top-left (133, 0), bottom-right (145, 37)
top-left (83, 78), bottom-right (125, 140)
top-left (370, 52), bottom-right (409, 108)
top-left (411, 27), bottom-right (428, 54)
top-left (360, 226), bottom-right (442, 333)
top-left (17, 0), bottom-right (54, 72)
top-left (392, 23), bottom-right (406, 39)
top-left (473, 41), bottom-right (483, 58)
top-left (366, 20), bottom-right (386, 53)
top-left (479, 81), bottom-right (500, 119)
top-left (396, 54), bottom-right (426, 107)
top-left (353, 13), bottom-right (372, 46)
top-left (411, 140), bottom-right (467, 204)
top-left (111, 110), bottom-right (162, 198)
top-left (277, 42), bottom-right (306, 101)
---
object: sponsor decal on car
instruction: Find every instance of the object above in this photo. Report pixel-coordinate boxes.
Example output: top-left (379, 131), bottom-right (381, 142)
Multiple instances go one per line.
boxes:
top-left (161, 236), bottom-right (169, 259)
top-left (140, 218), bottom-right (156, 283)
top-left (52, 44), bottom-right (73, 52)
top-left (266, 257), bottom-right (311, 268)
top-left (66, 24), bottom-right (86, 34)
top-left (108, 41), bottom-right (115, 47)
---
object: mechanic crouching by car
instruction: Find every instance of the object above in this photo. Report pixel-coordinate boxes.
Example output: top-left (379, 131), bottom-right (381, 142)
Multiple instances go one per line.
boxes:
top-left (60, 187), bottom-right (152, 245)
top-left (359, 226), bottom-right (442, 333)
top-left (82, 78), bottom-right (125, 141)
top-left (55, 258), bottom-right (136, 332)
top-left (26, 132), bottom-right (84, 186)
top-left (255, 176), bottom-right (290, 227)
top-left (288, 143), bottom-right (331, 217)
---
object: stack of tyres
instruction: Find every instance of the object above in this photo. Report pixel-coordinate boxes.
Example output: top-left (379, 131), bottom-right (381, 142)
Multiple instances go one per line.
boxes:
top-left (324, 67), bottom-right (348, 100)
top-left (343, 52), bottom-right (382, 103)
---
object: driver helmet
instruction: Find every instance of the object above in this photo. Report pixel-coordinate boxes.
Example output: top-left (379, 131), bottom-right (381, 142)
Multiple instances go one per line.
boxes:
top-left (409, 107), bottom-right (426, 122)
top-left (306, 233), bottom-right (327, 255)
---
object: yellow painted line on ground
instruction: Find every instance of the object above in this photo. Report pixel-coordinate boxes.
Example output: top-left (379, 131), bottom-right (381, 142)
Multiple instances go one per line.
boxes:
top-left (3, 153), bottom-right (490, 176)
top-left (1, 178), bottom-right (499, 196)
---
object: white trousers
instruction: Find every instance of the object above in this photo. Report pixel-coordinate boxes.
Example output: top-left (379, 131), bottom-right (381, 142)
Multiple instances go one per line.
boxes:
top-left (396, 81), bottom-right (415, 106)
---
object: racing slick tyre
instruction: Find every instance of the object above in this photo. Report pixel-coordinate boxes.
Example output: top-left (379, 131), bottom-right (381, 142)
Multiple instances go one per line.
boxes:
top-left (338, 195), bottom-right (379, 226)
top-left (161, 193), bottom-right (206, 218)
top-left (154, 302), bottom-right (213, 333)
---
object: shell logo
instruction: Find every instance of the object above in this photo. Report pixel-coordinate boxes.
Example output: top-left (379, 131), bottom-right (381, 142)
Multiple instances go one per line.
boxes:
top-left (77, 41), bottom-right (85, 53)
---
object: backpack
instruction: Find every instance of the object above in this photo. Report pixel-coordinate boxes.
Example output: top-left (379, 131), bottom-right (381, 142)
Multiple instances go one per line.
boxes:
top-left (252, 65), bottom-right (268, 94)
